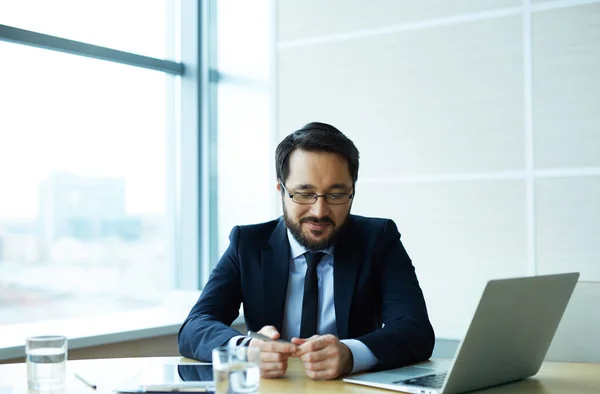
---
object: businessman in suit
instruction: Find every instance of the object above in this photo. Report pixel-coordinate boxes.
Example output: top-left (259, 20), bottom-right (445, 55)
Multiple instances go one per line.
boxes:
top-left (178, 122), bottom-right (434, 380)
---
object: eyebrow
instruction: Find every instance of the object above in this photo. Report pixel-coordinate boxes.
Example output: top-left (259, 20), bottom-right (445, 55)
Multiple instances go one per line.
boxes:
top-left (329, 183), bottom-right (351, 190)
top-left (292, 183), bottom-right (351, 191)
top-left (292, 184), bottom-right (314, 190)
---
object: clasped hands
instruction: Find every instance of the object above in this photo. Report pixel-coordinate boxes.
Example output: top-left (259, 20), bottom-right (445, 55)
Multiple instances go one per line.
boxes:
top-left (248, 325), bottom-right (353, 380)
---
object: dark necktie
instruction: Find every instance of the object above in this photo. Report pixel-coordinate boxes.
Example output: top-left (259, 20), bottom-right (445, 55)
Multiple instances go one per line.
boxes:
top-left (300, 251), bottom-right (324, 338)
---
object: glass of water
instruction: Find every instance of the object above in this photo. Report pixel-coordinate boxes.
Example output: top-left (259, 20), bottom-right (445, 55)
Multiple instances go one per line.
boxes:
top-left (26, 335), bottom-right (68, 391)
top-left (212, 345), bottom-right (260, 394)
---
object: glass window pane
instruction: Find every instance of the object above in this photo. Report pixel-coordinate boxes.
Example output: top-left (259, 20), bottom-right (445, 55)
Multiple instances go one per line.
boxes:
top-left (217, 0), bottom-right (270, 80)
top-left (217, 84), bottom-right (274, 255)
top-left (0, 0), bottom-right (173, 59)
top-left (215, 0), bottom-right (273, 259)
top-left (0, 42), bottom-right (173, 325)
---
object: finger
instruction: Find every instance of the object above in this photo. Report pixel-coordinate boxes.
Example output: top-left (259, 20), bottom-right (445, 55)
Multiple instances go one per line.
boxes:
top-left (261, 340), bottom-right (297, 354)
top-left (261, 369), bottom-right (286, 379)
top-left (305, 368), bottom-right (337, 380)
top-left (293, 335), bottom-right (319, 342)
top-left (260, 351), bottom-right (290, 362)
top-left (295, 336), bottom-right (331, 356)
top-left (303, 358), bottom-right (332, 372)
top-left (292, 335), bottom-right (319, 357)
top-left (291, 335), bottom-right (319, 346)
top-left (260, 360), bottom-right (287, 372)
top-left (291, 338), bottom-right (306, 346)
top-left (248, 338), bottom-right (262, 348)
top-left (258, 325), bottom-right (280, 340)
top-left (260, 359), bottom-right (288, 379)
top-left (299, 346), bottom-right (330, 363)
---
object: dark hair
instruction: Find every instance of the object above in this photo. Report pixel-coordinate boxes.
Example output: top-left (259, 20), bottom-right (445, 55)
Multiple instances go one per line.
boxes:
top-left (275, 122), bottom-right (360, 185)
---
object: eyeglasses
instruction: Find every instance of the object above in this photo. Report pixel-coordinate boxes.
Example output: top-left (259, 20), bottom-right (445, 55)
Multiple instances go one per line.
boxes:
top-left (280, 183), bottom-right (354, 205)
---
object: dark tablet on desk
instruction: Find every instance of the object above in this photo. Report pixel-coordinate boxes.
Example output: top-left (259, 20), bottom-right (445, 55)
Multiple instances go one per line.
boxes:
top-left (178, 365), bottom-right (214, 382)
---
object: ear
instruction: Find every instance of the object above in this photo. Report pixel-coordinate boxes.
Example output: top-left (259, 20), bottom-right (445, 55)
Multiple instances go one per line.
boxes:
top-left (276, 180), bottom-right (282, 193)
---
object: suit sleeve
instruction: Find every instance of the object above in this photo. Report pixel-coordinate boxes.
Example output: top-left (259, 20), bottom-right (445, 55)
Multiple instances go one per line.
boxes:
top-left (178, 226), bottom-right (244, 361)
top-left (357, 219), bottom-right (435, 368)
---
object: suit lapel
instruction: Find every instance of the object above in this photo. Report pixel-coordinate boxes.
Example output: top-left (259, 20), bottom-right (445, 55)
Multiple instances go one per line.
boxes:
top-left (333, 216), bottom-right (361, 339)
top-left (261, 219), bottom-right (291, 332)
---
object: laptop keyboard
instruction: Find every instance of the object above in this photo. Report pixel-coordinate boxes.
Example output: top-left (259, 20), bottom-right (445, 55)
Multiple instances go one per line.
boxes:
top-left (396, 372), bottom-right (447, 389)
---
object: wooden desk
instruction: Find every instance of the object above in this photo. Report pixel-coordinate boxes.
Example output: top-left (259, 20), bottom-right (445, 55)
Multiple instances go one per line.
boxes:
top-left (0, 356), bottom-right (598, 394)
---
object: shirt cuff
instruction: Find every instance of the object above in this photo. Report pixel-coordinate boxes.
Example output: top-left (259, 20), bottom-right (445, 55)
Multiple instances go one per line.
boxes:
top-left (340, 339), bottom-right (379, 374)
top-left (228, 335), bottom-right (247, 348)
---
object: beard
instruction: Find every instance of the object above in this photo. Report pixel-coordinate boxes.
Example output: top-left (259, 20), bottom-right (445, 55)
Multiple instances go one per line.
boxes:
top-left (283, 203), bottom-right (349, 252)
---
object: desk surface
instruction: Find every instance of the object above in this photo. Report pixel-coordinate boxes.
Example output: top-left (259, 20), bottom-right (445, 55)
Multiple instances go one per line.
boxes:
top-left (0, 356), bottom-right (598, 394)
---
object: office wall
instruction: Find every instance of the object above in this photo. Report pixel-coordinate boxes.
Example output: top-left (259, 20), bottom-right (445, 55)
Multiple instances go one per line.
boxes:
top-left (275, 0), bottom-right (600, 362)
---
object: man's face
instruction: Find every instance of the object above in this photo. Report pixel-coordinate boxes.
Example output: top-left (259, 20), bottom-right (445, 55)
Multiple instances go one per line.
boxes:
top-left (278, 149), bottom-right (354, 251)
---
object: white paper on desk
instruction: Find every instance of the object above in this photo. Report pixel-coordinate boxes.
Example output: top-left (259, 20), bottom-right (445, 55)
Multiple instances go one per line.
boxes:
top-left (114, 381), bottom-right (215, 393)
top-left (74, 363), bottom-right (211, 391)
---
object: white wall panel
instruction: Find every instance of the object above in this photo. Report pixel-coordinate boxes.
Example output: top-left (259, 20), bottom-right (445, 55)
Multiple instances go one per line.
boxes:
top-left (533, 3), bottom-right (600, 168)
top-left (535, 177), bottom-right (600, 281)
top-left (278, 17), bottom-right (524, 177)
top-left (278, 0), bottom-right (520, 41)
top-left (352, 180), bottom-right (528, 337)
top-left (546, 282), bottom-right (600, 362)
top-left (275, 0), bottom-right (600, 362)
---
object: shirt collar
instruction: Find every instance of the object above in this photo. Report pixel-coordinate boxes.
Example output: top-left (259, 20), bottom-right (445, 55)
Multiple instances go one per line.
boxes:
top-left (287, 228), bottom-right (335, 259)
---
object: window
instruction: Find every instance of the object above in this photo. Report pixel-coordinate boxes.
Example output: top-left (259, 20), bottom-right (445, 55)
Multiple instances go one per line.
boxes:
top-left (0, 0), bottom-right (172, 59)
top-left (214, 0), bottom-right (274, 258)
top-left (0, 2), bottom-right (196, 326)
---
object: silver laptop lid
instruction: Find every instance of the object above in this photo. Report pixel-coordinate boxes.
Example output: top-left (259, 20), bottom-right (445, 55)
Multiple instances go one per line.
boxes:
top-left (441, 272), bottom-right (579, 394)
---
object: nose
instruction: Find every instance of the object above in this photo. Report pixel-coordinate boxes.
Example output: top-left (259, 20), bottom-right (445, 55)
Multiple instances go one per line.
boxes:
top-left (309, 196), bottom-right (330, 218)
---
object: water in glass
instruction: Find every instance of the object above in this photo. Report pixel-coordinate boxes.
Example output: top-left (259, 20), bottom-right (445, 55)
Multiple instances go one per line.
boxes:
top-left (214, 361), bottom-right (260, 394)
top-left (26, 336), bottom-right (67, 391)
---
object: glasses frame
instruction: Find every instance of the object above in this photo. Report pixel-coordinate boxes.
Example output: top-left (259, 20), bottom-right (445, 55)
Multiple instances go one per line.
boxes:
top-left (280, 183), bottom-right (354, 205)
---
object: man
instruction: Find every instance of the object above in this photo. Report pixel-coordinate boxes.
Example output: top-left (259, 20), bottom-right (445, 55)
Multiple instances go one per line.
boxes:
top-left (178, 122), bottom-right (434, 380)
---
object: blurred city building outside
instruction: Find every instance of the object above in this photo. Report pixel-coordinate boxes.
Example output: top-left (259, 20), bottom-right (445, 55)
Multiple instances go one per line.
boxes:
top-left (0, 172), bottom-right (168, 325)
top-left (0, 0), bottom-right (179, 327)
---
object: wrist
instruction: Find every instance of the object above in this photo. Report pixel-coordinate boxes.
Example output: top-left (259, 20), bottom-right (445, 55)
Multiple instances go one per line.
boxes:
top-left (341, 343), bottom-right (354, 376)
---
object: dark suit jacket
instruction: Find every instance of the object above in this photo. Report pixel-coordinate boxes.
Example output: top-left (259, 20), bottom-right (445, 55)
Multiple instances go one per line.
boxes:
top-left (178, 214), bottom-right (435, 370)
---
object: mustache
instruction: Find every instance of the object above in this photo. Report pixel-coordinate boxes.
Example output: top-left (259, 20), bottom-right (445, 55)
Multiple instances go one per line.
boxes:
top-left (300, 216), bottom-right (334, 225)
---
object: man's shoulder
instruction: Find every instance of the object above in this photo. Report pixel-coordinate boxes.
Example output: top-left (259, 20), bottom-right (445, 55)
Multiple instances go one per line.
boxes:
top-left (344, 215), bottom-right (402, 253)
top-left (349, 214), bottom-right (397, 232)
top-left (231, 217), bottom-right (283, 244)
top-left (237, 217), bottom-right (282, 232)
top-left (347, 214), bottom-right (402, 242)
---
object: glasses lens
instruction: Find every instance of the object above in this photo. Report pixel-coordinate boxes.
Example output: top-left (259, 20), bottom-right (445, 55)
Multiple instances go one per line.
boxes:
top-left (291, 192), bottom-right (352, 204)
top-left (325, 194), bottom-right (350, 204)
top-left (292, 193), bottom-right (316, 204)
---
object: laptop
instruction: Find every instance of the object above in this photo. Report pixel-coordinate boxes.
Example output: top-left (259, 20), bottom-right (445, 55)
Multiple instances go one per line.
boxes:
top-left (343, 272), bottom-right (579, 394)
